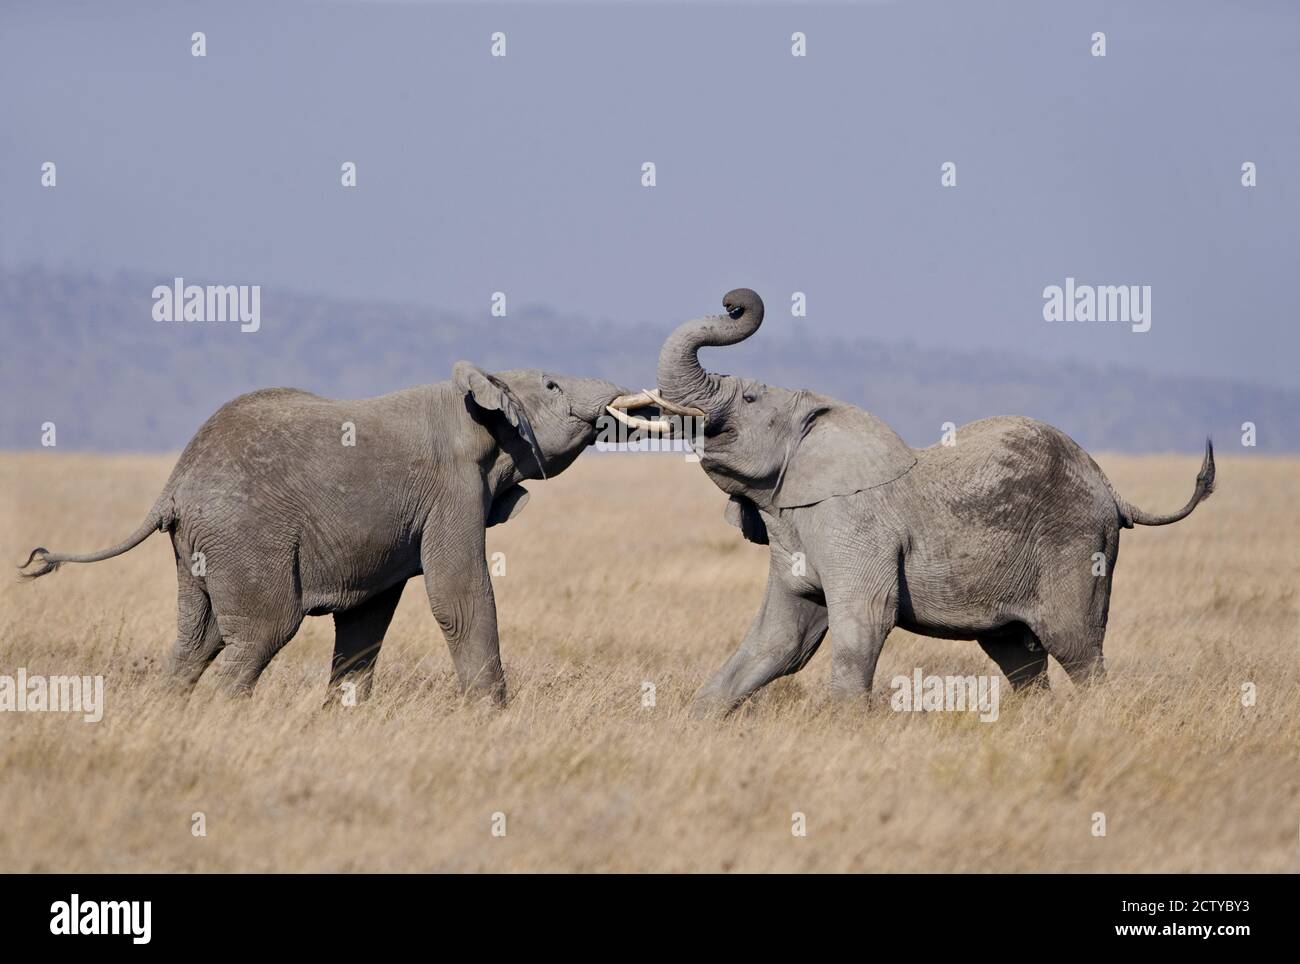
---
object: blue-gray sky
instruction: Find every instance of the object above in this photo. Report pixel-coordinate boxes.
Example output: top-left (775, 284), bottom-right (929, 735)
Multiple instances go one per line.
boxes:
top-left (3, 0), bottom-right (1297, 389)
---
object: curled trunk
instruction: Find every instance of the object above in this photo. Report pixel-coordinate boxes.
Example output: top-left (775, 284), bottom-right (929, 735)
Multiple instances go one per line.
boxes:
top-left (656, 288), bottom-right (765, 415)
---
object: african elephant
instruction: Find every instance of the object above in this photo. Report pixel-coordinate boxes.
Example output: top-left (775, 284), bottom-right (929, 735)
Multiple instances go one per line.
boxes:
top-left (21, 364), bottom-right (640, 705)
top-left (609, 289), bottom-right (1215, 715)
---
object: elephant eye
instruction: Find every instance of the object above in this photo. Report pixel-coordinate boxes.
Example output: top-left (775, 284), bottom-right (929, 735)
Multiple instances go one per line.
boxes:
top-left (545, 379), bottom-right (560, 393)
top-left (742, 392), bottom-right (756, 403)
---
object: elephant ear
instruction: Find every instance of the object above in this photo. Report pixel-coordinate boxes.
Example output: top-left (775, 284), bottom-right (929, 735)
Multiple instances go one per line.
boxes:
top-left (486, 484), bottom-right (530, 527)
top-left (773, 396), bottom-right (916, 509)
top-left (453, 361), bottom-right (547, 479)
top-left (724, 495), bottom-right (769, 545)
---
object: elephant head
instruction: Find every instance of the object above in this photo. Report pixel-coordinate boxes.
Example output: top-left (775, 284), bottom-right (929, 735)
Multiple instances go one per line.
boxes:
top-left (611, 288), bottom-right (916, 541)
top-left (453, 362), bottom-right (641, 482)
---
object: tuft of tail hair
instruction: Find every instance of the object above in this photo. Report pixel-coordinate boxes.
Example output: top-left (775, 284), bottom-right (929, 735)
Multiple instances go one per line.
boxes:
top-left (1196, 438), bottom-right (1216, 497)
top-left (1119, 438), bottom-right (1215, 528)
top-left (18, 547), bottom-right (60, 579)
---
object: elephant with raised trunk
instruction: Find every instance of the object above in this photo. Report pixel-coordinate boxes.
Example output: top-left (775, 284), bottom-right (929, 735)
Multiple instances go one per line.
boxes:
top-left (611, 289), bottom-right (1215, 716)
top-left (22, 364), bottom-right (647, 705)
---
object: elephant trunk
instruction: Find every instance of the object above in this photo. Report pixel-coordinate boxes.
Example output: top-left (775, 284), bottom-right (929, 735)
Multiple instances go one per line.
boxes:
top-left (656, 288), bottom-right (764, 416)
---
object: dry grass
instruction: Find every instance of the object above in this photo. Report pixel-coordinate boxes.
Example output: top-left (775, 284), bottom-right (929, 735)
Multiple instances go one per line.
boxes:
top-left (1, 449), bottom-right (1297, 872)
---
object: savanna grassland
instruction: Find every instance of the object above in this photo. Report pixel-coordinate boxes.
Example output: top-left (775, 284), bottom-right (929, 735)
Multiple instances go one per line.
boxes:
top-left (1, 450), bottom-right (1296, 872)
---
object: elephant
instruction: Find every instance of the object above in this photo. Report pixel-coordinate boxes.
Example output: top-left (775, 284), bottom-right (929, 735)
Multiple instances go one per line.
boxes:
top-left (608, 289), bottom-right (1216, 716)
top-left (21, 363), bottom-right (644, 705)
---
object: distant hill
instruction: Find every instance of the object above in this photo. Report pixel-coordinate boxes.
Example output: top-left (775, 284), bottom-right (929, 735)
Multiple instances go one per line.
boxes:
top-left (2, 266), bottom-right (1294, 453)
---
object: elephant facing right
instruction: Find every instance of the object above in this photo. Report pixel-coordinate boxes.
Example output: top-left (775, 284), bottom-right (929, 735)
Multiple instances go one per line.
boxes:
top-left (608, 289), bottom-right (1216, 716)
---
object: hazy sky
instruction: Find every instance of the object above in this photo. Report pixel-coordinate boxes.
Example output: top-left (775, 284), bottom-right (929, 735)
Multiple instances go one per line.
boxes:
top-left (3, 0), bottom-right (1297, 388)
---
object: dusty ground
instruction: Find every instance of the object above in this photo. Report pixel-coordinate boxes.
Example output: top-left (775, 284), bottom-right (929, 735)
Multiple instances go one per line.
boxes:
top-left (0, 449), bottom-right (1296, 872)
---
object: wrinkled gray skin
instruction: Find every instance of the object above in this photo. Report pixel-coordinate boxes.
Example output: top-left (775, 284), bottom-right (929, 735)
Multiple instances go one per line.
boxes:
top-left (655, 290), bottom-right (1216, 716)
top-left (21, 364), bottom-right (632, 705)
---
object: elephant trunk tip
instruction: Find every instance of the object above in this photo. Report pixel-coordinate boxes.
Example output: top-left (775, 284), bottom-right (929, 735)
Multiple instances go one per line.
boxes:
top-left (722, 288), bottom-right (764, 324)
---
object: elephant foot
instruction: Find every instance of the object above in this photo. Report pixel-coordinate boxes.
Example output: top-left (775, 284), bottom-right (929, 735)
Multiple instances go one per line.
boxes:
top-left (323, 673), bottom-right (374, 709)
top-left (828, 681), bottom-right (873, 705)
top-left (688, 698), bottom-right (729, 720)
top-left (688, 685), bottom-right (743, 719)
top-left (459, 681), bottom-right (508, 708)
top-left (1061, 655), bottom-right (1107, 687)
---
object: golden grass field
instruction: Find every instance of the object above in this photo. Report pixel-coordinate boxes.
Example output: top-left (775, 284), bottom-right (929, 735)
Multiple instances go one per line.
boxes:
top-left (1, 449), bottom-right (1296, 872)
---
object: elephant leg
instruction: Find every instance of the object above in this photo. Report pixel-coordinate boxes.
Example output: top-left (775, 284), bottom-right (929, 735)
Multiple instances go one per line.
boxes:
top-left (422, 535), bottom-right (506, 706)
top-left (327, 580), bottom-right (406, 706)
top-left (691, 570), bottom-right (828, 718)
top-left (166, 557), bottom-right (224, 690)
top-left (1037, 537), bottom-right (1115, 686)
top-left (824, 573), bottom-right (898, 701)
top-left (827, 609), bottom-right (896, 701)
top-left (211, 606), bottom-right (304, 697)
top-left (1045, 623), bottom-right (1108, 685)
top-left (977, 625), bottom-right (1049, 691)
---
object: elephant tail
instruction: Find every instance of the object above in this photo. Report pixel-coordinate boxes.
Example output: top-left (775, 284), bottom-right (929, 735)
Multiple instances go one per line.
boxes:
top-left (19, 513), bottom-right (167, 579)
top-left (1113, 438), bottom-right (1216, 528)
top-left (19, 442), bottom-right (198, 580)
top-left (19, 499), bottom-right (175, 580)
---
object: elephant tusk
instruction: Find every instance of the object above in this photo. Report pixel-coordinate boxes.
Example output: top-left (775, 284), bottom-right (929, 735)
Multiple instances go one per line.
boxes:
top-left (608, 389), bottom-right (705, 418)
top-left (605, 405), bottom-right (674, 434)
top-left (605, 388), bottom-right (703, 434)
top-left (608, 390), bottom-right (656, 411)
top-left (643, 388), bottom-right (706, 419)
